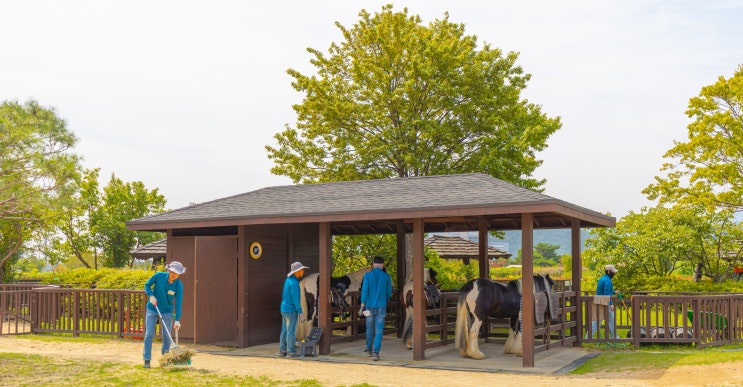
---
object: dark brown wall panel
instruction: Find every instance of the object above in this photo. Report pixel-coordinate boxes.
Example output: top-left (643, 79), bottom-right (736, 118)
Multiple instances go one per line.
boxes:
top-left (168, 237), bottom-right (195, 338)
top-left (194, 236), bottom-right (238, 346)
top-left (241, 223), bottom-right (319, 347)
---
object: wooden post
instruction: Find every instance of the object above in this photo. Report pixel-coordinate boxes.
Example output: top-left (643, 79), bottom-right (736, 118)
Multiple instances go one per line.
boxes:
top-left (571, 219), bottom-right (582, 346)
top-left (521, 213), bottom-right (535, 367)
top-left (412, 218), bottom-right (426, 360)
top-left (318, 222), bottom-right (332, 354)
top-left (396, 222), bottom-right (406, 338)
top-left (478, 220), bottom-right (489, 279)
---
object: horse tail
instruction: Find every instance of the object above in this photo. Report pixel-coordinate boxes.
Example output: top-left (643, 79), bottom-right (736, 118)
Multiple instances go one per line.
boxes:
top-left (454, 288), bottom-right (471, 353)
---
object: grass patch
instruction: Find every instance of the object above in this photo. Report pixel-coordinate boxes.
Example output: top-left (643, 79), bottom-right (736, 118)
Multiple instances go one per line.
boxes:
top-left (0, 352), bottom-right (331, 386)
top-left (571, 343), bottom-right (743, 375)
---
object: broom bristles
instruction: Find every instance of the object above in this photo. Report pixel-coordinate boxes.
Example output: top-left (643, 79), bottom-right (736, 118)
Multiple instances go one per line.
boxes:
top-left (159, 346), bottom-right (195, 367)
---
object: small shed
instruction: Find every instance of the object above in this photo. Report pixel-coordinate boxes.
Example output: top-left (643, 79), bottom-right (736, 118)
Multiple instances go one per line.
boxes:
top-left (425, 234), bottom-right (511, 265)
top-left (126, 173), bottom-right (615, 366)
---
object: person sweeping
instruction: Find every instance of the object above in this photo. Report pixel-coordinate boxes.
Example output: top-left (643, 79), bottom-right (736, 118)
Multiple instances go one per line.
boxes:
top-left (142, 261), bottom-right (186, 368)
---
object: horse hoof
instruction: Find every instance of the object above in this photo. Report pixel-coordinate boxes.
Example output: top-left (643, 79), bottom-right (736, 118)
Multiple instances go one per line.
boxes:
top-left (471, 352), bottom-right (485, 360)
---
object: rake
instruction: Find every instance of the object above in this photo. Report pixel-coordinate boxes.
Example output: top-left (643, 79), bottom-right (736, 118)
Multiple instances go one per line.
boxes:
top-left (154, 304), bottom-right (194, 367)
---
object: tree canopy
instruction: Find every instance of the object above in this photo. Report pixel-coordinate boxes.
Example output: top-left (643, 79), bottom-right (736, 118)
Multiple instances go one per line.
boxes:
top-left (0, 100), bottom-right (80, 280)
top-left (267, 5), bottom-right (560, 190)
top-left (644, 65), bottom-right (743, 212)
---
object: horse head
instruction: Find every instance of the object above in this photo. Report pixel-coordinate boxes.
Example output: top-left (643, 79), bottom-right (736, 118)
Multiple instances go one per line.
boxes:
top-left (329, 277), bottom-right (351, 318)
top-left (423, 268), bottom-right (441, 307)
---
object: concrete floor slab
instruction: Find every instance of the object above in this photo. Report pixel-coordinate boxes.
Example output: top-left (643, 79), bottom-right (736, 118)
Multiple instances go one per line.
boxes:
top-left (200, 336), bottom-right (595, 375)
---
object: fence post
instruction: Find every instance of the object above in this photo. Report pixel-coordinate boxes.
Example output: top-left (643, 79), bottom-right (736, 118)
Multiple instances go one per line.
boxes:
top-left (73, 290), bottom-right (80, 337)
top-left (631, 295), bottom-right (640, 348)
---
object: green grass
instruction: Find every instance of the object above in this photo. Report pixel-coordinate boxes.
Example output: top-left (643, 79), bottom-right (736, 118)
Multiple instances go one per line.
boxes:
top-left (571, 343), bottom-right (743, 375)
top-left (0, 352), bottom-right (373, 387)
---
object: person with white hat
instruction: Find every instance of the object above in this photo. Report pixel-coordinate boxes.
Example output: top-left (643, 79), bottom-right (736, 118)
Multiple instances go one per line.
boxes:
top-left (587, 264), bottom-right (619, 339)
top-left (278, 261), bottom-right (308, 357)
top-left (142, 260), bottom-right (186, 368)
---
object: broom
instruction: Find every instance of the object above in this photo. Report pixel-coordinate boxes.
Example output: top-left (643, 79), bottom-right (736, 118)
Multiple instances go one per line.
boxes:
top-left (154, 304), bottom-right (195, 367)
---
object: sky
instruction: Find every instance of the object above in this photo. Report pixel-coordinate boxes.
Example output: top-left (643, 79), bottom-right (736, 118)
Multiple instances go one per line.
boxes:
top-left (2, 1), bottom-right (742, 219)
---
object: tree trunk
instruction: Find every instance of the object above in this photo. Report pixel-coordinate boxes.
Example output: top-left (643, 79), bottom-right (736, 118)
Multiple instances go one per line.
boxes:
top-left (693, 263), bottom-right (703, 282)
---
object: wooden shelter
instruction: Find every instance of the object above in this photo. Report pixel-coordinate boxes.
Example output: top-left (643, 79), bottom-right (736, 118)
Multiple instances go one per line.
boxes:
top-left (128, 238), bottom-right (167, 268)
top-left (126, 173), bottom-right (615, 366)
top-left (425, 234), bottom-right (511, 265)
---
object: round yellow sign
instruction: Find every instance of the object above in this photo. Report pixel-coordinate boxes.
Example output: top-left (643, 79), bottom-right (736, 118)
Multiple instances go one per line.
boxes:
top-left (249, 241), bottom-right (263, 259)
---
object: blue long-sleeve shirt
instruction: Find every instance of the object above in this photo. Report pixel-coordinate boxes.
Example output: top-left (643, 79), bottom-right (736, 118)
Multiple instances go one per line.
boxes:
top-left (360, 267), bottom-right (392, 308)
top-left (145, 272), bottom-right (184, 321)
top-left (596, 273), bottom-right (614, 305)
top-left (280, 275), bottom-right (303, 314)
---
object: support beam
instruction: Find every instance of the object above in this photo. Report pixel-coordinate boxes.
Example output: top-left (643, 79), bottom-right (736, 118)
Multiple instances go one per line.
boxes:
top-left (571, 219), bottom-right (582, 346)
top-left (478, 220), bottom-right (489, 279)
top-left (412, 218), bottom-right (426, 360)
top-left (396, 222), bottom-right (407, 338)
top-left (521, 213), bottom-right (535, 367)
top-left (318, 222), bottom-right (332, 354)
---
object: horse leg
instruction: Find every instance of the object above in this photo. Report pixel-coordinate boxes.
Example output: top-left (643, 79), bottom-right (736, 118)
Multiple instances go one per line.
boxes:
top-left (403, 306), bottom-right (414, 350)
top-left (467, 317), bottom-right (485, 360)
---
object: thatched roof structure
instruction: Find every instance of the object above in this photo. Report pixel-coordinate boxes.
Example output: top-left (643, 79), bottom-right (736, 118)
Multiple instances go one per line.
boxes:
top-left (425, 235), bottom-right (510, 264)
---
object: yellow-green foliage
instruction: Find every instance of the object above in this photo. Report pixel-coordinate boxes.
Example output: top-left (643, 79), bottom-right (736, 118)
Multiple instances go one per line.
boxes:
top-left (27, 267), bottom-right (155, 290)
top-left (583, 273), bottom-right (743, 294)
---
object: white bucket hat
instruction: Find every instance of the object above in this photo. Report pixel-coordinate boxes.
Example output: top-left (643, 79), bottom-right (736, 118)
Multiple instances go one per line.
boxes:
top-left (166, 261), bottom-right (187, 275)
top-left (287, 261), bottom-right (309, 277)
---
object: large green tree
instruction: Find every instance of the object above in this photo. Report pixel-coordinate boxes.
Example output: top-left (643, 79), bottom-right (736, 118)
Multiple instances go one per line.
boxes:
top-left (91, 174), bottom-right (166, 268)
top-left (644, 65), bottom-right (743, 212)
top-left (585, 205), bottom-right (742, 282)
top-left (267, 5), bottom-right (560, 189)
top-left (0, 100), bottom-right (80, 281)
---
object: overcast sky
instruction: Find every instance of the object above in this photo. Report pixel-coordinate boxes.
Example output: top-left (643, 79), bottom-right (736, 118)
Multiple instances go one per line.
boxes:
top-left (2, 1), bottom-right (742, 218)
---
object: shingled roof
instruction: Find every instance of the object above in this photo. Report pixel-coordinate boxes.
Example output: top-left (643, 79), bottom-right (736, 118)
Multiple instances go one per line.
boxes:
top-left (128, 238), bottom-right (167, 259)
top-left (127, 173), bottom-right (615, 234)
top-left (425, 235), bottom-right (511, 260)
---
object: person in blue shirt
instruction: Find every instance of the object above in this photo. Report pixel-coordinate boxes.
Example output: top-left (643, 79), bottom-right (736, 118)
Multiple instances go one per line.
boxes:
top-left (142, 261), bottom-right (185, 368)
top-left (279, 261), bottom-right (308, 357)
top-left (589, 264), bottom-right (619, 339)
top-left (360, 256), bottom-right (393, 361)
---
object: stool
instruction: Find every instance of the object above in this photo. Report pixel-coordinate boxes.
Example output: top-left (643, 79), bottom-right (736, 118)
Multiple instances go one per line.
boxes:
top-left (299, 327), bottom-right (323, 357)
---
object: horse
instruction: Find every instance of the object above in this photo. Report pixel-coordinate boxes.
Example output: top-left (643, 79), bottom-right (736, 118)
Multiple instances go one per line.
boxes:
top-left (400, 268), bottom-right (441, 349)
top-left (296, 267), bottom-right (371, 339)
top-left (454, 274), bottom-right (554, 360)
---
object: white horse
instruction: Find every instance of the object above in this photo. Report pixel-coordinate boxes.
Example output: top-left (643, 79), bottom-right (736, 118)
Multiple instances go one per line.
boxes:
top-left (400, 268), bottom-right (440, 349)
top-left (296, 267), bottom-right (371, 339)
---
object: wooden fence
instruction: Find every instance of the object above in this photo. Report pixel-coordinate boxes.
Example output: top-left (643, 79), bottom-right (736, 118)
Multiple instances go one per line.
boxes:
top-left (3, 284), bottom-right (742, 351)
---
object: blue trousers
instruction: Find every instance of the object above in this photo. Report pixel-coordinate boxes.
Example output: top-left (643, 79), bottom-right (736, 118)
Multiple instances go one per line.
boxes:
top-left (365, 307), bottom-right (386, 353)
top-left (143, 308), bottom-right (173, 361)
top-left (279, 312), bottom-right (298, 354)
top-left (587, 307), bottom-right (616, 339)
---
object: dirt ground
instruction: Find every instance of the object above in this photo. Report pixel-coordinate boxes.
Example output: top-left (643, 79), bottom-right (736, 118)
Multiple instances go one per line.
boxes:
top-left (1, 336), bottom-right (742, 387)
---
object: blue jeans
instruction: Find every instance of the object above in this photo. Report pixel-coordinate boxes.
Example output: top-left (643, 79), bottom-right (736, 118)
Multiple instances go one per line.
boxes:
top-left (588, 306), bottom-right (616, 339)
top-left (143, 307), bottom-right (173, 361)
top-left (279, 312), bottom-right (298, 354)
top-left (365, 307), bottom-right (386, 353)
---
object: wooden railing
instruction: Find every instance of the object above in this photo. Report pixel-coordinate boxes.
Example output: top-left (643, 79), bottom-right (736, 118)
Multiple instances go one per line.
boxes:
top-left (3, 284), bottom-right (742, 351)
top-left (1, 284), bottom-right (147, 339)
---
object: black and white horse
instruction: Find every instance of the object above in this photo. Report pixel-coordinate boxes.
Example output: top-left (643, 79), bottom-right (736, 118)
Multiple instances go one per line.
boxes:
top-left (296, 267), bottom-right (371, 338)
top-left (454, 274), bottom-right (554, 359)
top-left (400, 268), bottom-right (441, 349)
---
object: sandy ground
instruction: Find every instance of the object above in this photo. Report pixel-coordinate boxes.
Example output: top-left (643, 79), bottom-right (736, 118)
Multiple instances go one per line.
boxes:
top-left (1, 335), bottom-right (742, 387)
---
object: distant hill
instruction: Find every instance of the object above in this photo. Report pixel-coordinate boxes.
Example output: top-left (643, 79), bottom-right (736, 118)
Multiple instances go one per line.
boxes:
top-left (494, 229), bottom-right (593, 256)
top-left (432, 229), bottom-right (593, 257)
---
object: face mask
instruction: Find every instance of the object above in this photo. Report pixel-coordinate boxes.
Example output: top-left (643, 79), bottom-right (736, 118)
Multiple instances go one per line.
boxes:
top-left (607, 271), bottom-right (615, 279)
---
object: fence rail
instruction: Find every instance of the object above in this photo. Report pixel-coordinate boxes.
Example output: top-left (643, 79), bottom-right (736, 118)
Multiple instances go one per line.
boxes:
top-left (2, 284), bottom-right (742, 350)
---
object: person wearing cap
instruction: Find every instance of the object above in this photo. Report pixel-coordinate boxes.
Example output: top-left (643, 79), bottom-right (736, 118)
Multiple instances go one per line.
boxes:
top-left (279, 261), bottom-right (308, 357)
top-left (360, 256), bottom-right (393, 361)
top-left (588, 264), bottom-right (619, 339)
top-left (142, 261), bottom-right (186, 368)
